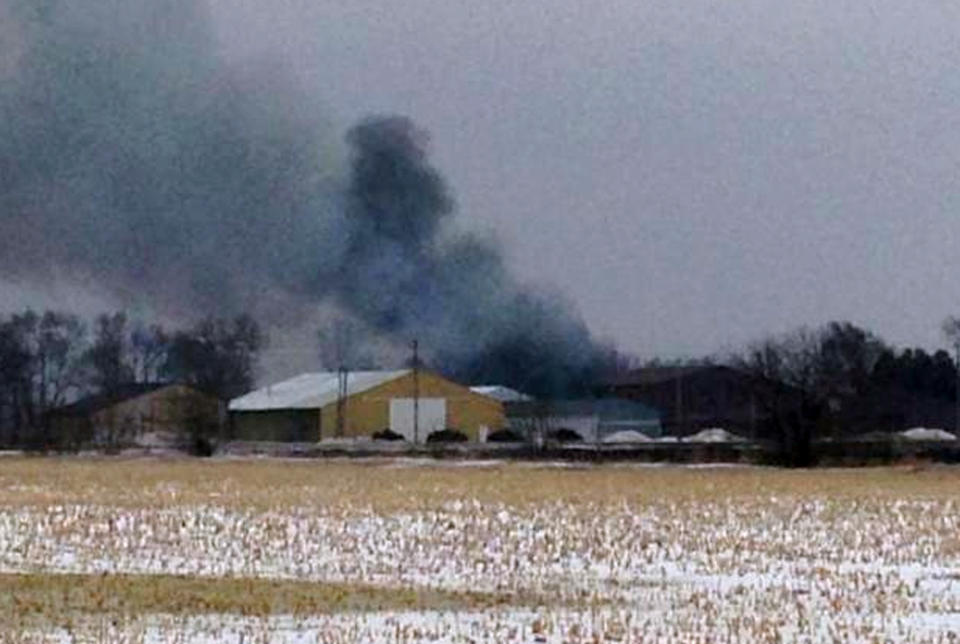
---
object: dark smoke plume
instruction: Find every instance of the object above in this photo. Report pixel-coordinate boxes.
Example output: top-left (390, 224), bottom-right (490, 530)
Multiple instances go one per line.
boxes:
top-left (0, 0), bottom-right (606, 396)
top-left (0, 0), bottom-right (343, 321)
top-left (341, 117), bottom-right (602, 395)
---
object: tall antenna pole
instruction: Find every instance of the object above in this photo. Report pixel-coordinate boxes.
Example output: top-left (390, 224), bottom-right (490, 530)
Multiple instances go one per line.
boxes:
top-left (336, 365), bottom-right (348, 438)
top-left (412, 339), bottom-right (419, 444)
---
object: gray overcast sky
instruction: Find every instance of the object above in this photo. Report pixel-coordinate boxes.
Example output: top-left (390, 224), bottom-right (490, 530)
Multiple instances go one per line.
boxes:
top-left (86, 1), bottom-right (960, 357)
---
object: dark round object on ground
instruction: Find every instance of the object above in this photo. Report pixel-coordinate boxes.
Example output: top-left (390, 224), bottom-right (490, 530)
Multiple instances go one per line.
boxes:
top-left (426, 429), bottom-right (469, 443)
top-left (372, 428), bottom-right (405, 441)
top-left (548, 428), bottom-right (584, 443)
top-left (486, 428), bottom-right (523, 443)
top-left (192, 436), bottom-right (214, 457)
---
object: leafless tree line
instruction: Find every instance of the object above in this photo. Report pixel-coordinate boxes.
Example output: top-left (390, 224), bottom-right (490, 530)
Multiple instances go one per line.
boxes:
top-left (0, 310), bottom-right (264, 448)
top-left (733, 320), bottom-right (960, 464)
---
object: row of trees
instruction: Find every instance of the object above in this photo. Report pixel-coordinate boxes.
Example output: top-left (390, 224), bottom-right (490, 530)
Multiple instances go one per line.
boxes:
top-left (733, 320), bottom-right (960, 464)
top-left (0, 310), bottom-right (264, 446)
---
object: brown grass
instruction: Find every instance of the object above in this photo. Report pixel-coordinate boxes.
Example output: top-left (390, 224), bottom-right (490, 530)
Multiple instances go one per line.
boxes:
top-left (0, 456), bottom-right (958, 511)
top-left (1, 457), bottom-right (959, 640)
top-left (0, 571), bottom-right (516, 625)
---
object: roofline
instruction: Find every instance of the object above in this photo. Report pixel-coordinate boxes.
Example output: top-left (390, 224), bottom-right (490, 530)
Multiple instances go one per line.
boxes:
top-left (48, 382), bottom-right (204, 417)
top-left (228, 369), bottom-right (413, 412)
top-left (229, 368), bottom-right (505, 413)
top-left (317, 368), bottom-right (504, 412)
top-left (229, 407), bottom-right (319, 414)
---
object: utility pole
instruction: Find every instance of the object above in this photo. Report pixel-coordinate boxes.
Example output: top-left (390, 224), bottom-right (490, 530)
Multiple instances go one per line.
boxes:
top-left (336, 366), bottom-right (348, 438)
top-left (412, 339), bottom-right (420, 444)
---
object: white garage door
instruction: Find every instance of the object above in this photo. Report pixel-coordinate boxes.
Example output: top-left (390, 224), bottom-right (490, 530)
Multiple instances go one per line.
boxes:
top-left (389, 398), bottom-right (447, 443)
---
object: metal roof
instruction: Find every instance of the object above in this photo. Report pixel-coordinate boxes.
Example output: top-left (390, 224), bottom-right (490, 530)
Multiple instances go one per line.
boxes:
top-left (229, 370), bottom-right (411, 412)
top-left (469, 385), bottom-right (532, 402)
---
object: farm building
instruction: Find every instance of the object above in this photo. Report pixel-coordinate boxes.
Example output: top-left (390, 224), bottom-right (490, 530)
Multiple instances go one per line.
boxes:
top-left (48, 383), bottom-right (222, 449)
top-left (604, 366), bottom-right (771, 438)
top-left (229, 370), bottom-right (504, 443)
top-left (506, 398), bottom-right (662, 443)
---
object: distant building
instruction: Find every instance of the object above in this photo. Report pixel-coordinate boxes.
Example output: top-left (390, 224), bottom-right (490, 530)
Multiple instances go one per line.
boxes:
top-left (506, 398), bottom-right (662, 442)
top-left (229, 370), bottom-right (504, 443)
top-left (469, 385), bottom-right (532, 403)
top-left (48, 383), bottom-right (222, 449)
top-left (605, 366), bottom-right (770, 437)
top-left (834, 385), bottom-right (958, 436)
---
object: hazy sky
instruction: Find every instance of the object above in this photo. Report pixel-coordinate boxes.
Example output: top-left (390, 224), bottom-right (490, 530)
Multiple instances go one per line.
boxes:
top-left (203, 0), bottom-right (960, 359)
top-left (6, 1), bottom-right (959, 363)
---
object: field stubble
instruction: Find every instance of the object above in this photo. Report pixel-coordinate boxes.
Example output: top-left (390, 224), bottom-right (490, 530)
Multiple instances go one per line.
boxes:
top-left (0, 458), bottom-right (958, 642)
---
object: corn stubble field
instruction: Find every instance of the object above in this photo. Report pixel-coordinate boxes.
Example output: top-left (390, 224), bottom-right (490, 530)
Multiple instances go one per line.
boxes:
top-left (0, 458), bottom-right (959, 642)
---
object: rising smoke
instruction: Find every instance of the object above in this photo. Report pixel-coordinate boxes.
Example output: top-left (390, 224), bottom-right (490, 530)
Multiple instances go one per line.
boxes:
top-left (0, 0), bottom-right (605, 396)
top-left (341, 117), bottom-right (603, 394)
top-left (0, 0), bottom-right (343, 320)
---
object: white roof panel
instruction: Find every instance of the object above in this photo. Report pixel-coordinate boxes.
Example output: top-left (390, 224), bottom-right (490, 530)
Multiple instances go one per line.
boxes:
top-left (469, 385), bottom-right (532, 402)
top-left (229, 370), bottom-right (410, 411)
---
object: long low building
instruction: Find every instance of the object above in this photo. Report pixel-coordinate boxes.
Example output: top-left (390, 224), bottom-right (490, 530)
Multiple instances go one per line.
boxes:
top-left (229, 369), bottom-right (504, 443)
top-left (506, 398), bottom-right (662, 443)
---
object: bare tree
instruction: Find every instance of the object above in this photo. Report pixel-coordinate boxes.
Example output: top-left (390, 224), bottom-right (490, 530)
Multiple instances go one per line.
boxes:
top-left (0, 315), bottom-right (34, 444)
top-left (0, 310), bottom-right (87, 447)
top-left (736, 321), bottom-right (891, 464)
top-left (817, 321), bottom-right (887, 402)
top-left (163, 314), bottom-right (265, 400)
top-left (84, 312), bottom-right (135, 394)
top-left (942, 317), bottom-right (960, 433)
top-left (36, 312), bottom-right (87, 409)
top-left (130, 322), bottom-right (169, 383)
top-left (736, 330), bottom-right (820, 466)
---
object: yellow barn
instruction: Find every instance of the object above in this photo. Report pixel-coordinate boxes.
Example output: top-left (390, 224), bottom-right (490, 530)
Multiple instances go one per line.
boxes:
top-left (228, 370), bottom-right (504, 443)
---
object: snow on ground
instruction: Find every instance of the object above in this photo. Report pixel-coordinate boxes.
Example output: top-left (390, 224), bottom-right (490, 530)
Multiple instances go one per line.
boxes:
top-left (601, 430), bottom-right (652, 443)
top-left (3, 497), bottom-right (960, 640)
top-left (901, 427), bottom-right (958, 441)
top-left (687, 428), bottom-right (746, 442)
top-left (3, 463), bottom-right (960, 641)
top-left (28, 604), bottom-right (960, 643)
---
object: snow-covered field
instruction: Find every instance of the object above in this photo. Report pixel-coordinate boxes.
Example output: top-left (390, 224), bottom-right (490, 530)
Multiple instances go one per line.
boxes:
top-left (1, 458), bottom-right (959, 642)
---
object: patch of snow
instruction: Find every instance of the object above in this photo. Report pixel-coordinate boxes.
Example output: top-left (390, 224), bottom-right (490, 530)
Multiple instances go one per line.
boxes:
top-left (601, 430), bottom-right (652, 444)
top-left (900, 427), bottom-right (957, 441)
top-left (686, 428), bottom-right (745, 443)
top-left (6, 464), bottom-right (960, 643)
top-left (137, 430), bottom-right (176, 445)
top-left (27, 608), bottom-right (655, 644)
